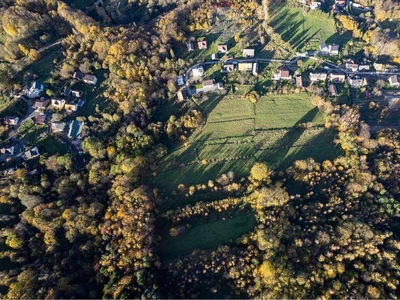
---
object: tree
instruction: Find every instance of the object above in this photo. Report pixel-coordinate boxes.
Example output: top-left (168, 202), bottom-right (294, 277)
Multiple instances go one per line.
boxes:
top-left (28, 49), bottom-right (41, 61)
top-left (250, 162), bottom-right (270, 181)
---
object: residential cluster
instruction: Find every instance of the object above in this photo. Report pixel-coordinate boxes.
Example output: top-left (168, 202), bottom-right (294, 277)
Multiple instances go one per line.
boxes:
top-left (0, 72), bottom-right (97, 167)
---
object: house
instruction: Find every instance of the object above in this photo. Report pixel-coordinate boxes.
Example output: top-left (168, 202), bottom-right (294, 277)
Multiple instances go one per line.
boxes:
top-left (212, 53), bottom-right (218, 60)
top-left (252, 63), bottom-right (258, 76)
top-left (348, 76), bottom-right (369, 88)
top-left (238, 63), bottom-right (253, 71)
top-left (33, 99), bottom-right (49, 110)
top-left (242, 49), bottom-right (255, 58)
top-left (217, 82), bottom-right (224, 89)
top-left (329, 73), bottom-right (346, 83)
top-left (65, 103), bottom-right (79, 112)
top-left (26, 81), bottom-right (44, 98)
top-left (328, 84), bottom-right (338, 96)
top-left (68, 120), bottom-right (84, 139)
top-left (373, 62), bottom-right (385, 71)
top-left (77, 99), bottom-right (86, 107)
top-left (0, 146), bottom-right (15, 155)
top-left (319, 43), bottom-right (339, 56)
top-left (358, 64), bottom-right (370, 71)
top-left (296, 75), bottom-right (305, 88)
top-left (187, 42), bottom-right (195, 52)
top-left (51, 121), bottom-right (66, 133)
top-left (177, 88), bottom-right (189, 101)
top-left (223, 63), bottom-right (235, 73)
top-left (389, 75), bottom-right (400, 87)
top-left (22, 147), bottom-right (40, 160)
top-left (278, 67), bottom-right (292, 80)
top-left (83, 74), bottom-right (98, 85)
top-left (51, 98), bottom-right (66, 109)
top-left (310, 72), bottom-right (327, 81)
top-left (218, 45), bottom-right (228, 53)
top-left (310, 2), bottom-right (321, 9)
top-left (202, 79), bottom-right (215, 88)
top-left (3, 116), bottom-right (19, 126)
top-left (177, 75), bottom-right (184, 86)
top-left (346, 63), bottom-right (359, 72)
top-left (71, 90), bottom-right (83, 98)
top-left (198, 41), bottom-right (207, 50)
top-left (35, 114), bottom-right (46, 125)
top-left (335, 0), bottom-right (346, 6)
top-left (63, 87), bottom-right (72, 97)
top-left (73, 71), bottom-right (84, 80)
top-left (192, 66), bottom-right (204, 77)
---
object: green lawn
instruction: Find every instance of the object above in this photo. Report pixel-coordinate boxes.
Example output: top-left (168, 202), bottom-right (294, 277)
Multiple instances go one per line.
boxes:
top-left (16, 120), bottom-right (47, 146)
top-left (268, 7), bottom-right (338, 51)
top-left (0, 99), bottom-right (27, 118)
top-left (154, 93), bottom-right (341, 193)
top-left (37, 135), bottom-right (68, 156)
top-left (160, 211), bottom-right (257, 260)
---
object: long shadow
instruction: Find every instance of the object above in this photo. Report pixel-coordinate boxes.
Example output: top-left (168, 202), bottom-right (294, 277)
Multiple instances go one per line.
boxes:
top-left (257, 107), bottom-right (320, 168)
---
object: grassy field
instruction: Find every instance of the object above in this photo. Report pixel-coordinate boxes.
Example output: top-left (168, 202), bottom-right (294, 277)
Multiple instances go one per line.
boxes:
top-left (154, 92), bottom-right (341, 193)
top-left (37, 135), bottom-right (68, 156)
top-left (268, 7), bottom-right (338, 51)
top-left (0, 99), bottom-right (27, 118)
top-left (160, 210), bottom-right (257, 260)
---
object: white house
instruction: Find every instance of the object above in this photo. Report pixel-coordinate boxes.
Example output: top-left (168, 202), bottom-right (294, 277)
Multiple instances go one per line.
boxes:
top-left (192, 66), bottom-right (204, 77)
top-left (389, 75), bottom-right (400, 87)
top-left (26, 81), bottom-right (44, 98)
top-left (310, 72), bottom-right (327, 81)
top-left (319, 43), bottom-right (339, 56)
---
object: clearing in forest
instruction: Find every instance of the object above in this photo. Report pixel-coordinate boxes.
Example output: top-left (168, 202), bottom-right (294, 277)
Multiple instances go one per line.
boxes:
top-left (154, 92), bottom-right (341, 194)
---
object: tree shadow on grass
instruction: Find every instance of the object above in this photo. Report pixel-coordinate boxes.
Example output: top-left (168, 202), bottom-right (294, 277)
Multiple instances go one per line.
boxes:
top-left (256, 107), bottom-right (320, 168)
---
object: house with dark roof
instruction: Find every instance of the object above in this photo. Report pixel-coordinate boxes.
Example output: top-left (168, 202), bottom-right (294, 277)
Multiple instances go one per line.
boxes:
top-left (187, 42), bottom-right (195, 52)
top-left (63, 87), bottom-right (72, 97)
top-left (198, 41), bottom-right (208, 50)
top-left (35, 114), bottom-right (46, 125)
top-left (22, 147), bottom-right (40, 160)
top-left (73, 71), bottom-right (84, 80)
top-left (83, 74), bottom-right (98, 85)
top-left (68, 120), bottom-right (84, 139)
top-left (0, 146), bottom-right (15, 155)
top-left (177, 88), bottom-right (189, 102)
top-left (389, 75), bottom-right (400, 87)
